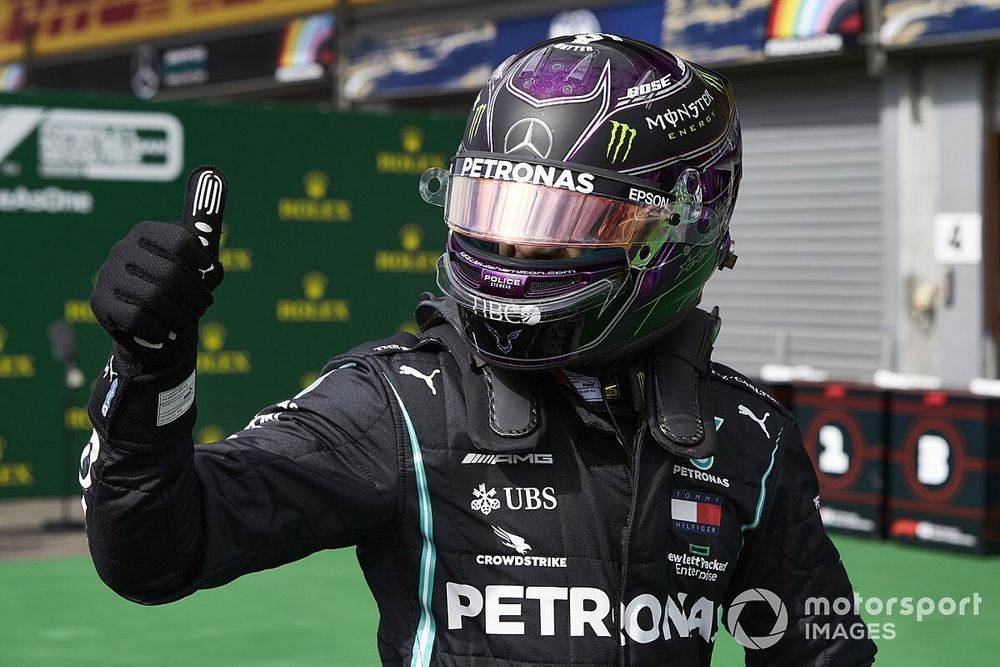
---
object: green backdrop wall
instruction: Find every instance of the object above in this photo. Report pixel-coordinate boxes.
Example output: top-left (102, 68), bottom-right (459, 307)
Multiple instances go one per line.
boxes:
top-left (0, 90), bottom-right (464, 499)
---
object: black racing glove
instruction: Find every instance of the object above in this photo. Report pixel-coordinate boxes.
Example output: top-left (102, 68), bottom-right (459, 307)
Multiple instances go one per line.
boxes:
top-left (90, 167), bottom-right (228, 371)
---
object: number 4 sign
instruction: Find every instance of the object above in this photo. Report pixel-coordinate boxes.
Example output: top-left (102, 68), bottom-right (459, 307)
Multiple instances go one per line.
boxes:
top-left (934, 212), bottom-right (982, 265)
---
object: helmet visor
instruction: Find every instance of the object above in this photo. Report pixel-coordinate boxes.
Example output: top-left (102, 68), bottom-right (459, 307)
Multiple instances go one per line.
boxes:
top-left (444, 174), bottom-right (722, 265)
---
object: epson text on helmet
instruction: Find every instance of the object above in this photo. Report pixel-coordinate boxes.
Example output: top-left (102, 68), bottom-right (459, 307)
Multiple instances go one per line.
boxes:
top-left (628, 187), bottom-right (671, 209)
top-left (460, 157), bottom-right (595, 194)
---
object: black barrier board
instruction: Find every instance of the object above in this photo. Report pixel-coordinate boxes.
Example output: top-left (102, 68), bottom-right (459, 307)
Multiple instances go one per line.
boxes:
top-left (794, 383), bottom-right (887, 537)
top-left (887, 391), bottom-right (1000, 555)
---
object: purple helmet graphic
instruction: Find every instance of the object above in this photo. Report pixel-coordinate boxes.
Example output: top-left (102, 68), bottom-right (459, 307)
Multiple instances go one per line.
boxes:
top-left (421, 34), bottom-right (742, 369)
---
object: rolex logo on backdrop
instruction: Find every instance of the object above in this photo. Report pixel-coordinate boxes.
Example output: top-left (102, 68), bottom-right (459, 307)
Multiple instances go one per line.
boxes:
top-left (218, 224), bottom-right (252, 271)
top-left (197, 322), bottom-right (251, 375)
top-left (275, 272), bottom-right (351, 322)
top-left (0, 436), bottom-right (33, 488)
top-left (278, 171), bottom-right (352, 222)
top-left (374, 224), bottom-right (440, 273)
top-left (376, 125), bottom-right (446, 175)
top-left (0, 326), bottom-right (35, 378)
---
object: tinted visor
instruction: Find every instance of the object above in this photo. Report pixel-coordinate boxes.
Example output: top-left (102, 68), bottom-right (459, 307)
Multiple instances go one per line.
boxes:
top-left (444, 175), bottom-right (722, 265)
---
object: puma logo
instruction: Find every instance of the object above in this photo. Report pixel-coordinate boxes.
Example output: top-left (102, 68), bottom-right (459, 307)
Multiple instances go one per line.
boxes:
top-left (399, 365), bottom-right (441, 395)
top-left (485, 323), bottom-right (522, 354)
top-left (738, 404), bottom-right (770, 438)
top-left (199, 264), bottom-right (215, 279)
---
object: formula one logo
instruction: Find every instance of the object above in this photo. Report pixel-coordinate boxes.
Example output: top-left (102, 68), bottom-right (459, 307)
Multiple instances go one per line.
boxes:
top-left (605, 120), bottom-right (636, 164)
top-left (0, 106), bottom-right (183, 182)
top-left (446, 583), bottom-right (714, 642)
top-left (503, 118), bottom-right (553, 159)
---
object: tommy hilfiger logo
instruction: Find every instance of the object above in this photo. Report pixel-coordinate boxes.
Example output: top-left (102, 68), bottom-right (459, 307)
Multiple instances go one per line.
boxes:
top-left (671, 488), bottom-right (723, 536)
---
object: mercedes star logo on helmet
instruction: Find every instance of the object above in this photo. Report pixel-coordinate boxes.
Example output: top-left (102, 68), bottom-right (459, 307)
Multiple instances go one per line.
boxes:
top-left (503, 118), bottom-right (554, 160)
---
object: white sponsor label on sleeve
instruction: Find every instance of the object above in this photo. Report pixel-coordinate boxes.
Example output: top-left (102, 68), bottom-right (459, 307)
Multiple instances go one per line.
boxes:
top-left (156, 369), bottom-right (196, 426)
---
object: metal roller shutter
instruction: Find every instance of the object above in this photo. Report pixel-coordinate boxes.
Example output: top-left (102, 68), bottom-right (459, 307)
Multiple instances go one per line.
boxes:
top-left (702, 68), bottom-right (884, 380)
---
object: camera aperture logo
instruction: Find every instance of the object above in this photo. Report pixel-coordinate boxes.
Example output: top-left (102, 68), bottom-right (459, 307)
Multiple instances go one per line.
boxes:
top-left (726, 588), bottom-right (788, 650)
top-left (726, 588), bottom-right (984, 648)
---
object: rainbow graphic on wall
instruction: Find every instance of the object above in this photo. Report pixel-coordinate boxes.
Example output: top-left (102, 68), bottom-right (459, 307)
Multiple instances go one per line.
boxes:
top-left (0, 63), bottom-right (25, 92)
top-left (767, 0), bottom-right (864, 39)
top-left (276, 13), bottom-right (335, 83)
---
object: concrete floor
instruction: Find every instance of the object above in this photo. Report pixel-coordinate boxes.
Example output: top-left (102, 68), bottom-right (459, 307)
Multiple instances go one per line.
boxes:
top-left (0, 497), bottom-right (89, 561)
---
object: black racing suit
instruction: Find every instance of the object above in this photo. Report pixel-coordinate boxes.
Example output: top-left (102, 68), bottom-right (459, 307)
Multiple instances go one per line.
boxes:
top-left (81, 326), bottom-right (877, 666)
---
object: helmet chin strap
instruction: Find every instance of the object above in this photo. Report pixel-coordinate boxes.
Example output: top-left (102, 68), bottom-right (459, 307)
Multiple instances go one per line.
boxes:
top-left (416, 294), bottom-right (547, 453)
top-left (644, 306), bottom-right (721, 460)
top-left (416, 293), bottom-right (722, 459)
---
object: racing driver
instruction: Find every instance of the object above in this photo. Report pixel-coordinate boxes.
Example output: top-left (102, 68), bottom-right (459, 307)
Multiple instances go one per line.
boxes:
top-left (81, 34), bottom-right (877, 666)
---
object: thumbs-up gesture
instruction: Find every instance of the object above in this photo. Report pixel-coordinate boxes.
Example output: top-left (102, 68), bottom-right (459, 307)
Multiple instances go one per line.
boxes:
top-left (91, 166), bottom-right (228, 369)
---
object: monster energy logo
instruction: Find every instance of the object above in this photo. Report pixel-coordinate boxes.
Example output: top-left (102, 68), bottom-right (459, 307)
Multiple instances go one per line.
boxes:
top-left (606, 121), bottom-right (636, 163)
top-left (695, 67), bottom-right (725, 93)
top-left (469, 104), bottom-right (487, 139)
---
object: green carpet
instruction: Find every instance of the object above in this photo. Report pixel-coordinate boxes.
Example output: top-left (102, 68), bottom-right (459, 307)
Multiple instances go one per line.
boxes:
top-left (0, 536), bottom-right (996, 666)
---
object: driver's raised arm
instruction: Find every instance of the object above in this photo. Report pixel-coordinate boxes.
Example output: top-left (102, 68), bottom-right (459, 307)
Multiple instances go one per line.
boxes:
top-left (82, 349), bottom-right (400, 605)
top-left (80, 167), bottom-right (400, 605)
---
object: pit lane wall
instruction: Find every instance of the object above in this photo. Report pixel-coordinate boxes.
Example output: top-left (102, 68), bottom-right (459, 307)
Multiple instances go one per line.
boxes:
top-left (0, 90), bottom-right (462, 499)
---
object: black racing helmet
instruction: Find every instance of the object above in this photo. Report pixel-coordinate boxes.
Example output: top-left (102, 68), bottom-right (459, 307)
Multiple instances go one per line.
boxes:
top-left (422, 34), bottom-right (741, 369)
